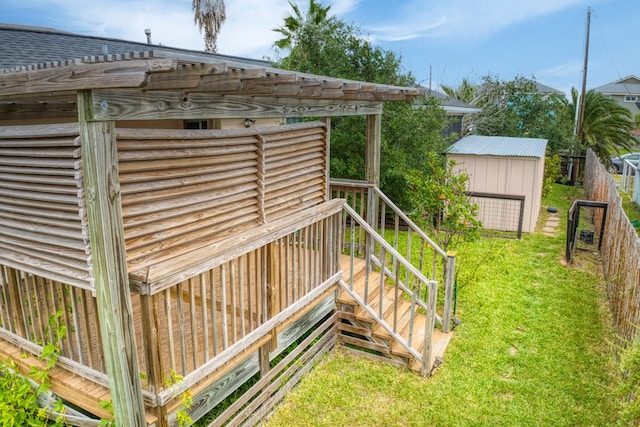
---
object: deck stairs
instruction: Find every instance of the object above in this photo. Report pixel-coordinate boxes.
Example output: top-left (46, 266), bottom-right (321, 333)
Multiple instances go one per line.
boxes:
top-left (337, 255), bottom-right (452, 374)
top-left (330, 183), bottom-right (455, 376)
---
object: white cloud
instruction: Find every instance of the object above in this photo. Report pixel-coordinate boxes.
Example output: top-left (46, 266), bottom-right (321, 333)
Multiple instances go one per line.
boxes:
top-left (28, 0), bottom-right (295, 59)
top-left (329, 0), bottom-right (362, 16)
top-left (363, 0), bottom-right (586, 42)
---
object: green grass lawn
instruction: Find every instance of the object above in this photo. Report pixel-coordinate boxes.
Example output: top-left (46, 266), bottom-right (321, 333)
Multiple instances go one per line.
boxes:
top-left (264, 184), bottom-right (622, 426)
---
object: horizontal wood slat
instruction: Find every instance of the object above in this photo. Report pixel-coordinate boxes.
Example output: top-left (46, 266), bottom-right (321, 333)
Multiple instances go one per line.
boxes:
top-left (0, 121), bottom-right (328, 293)
top-left (262, 123), bottom-right (327, 222)
top-left (117, 127), bottom-right (261, 282)
top-left (0, 125), bottom-right (92, 290)
top-left (116, 122), bottom-right (328, 288)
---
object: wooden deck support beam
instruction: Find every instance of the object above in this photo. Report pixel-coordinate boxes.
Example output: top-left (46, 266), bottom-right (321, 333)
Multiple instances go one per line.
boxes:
top-left (77, 90), bottom-right (147, 426)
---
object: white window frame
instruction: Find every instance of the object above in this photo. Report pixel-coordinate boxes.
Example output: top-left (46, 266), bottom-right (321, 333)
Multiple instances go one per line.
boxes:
top-left (624, 95), bottom-right (638, 102)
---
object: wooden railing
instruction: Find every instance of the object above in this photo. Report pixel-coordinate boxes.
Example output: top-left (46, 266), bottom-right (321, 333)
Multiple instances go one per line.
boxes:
top-left (140, 199), bottom-right (344, 403)
top-left (339, 203), bottom-right (439, 375)
top-left (331, 179), bottom-right (456, 332)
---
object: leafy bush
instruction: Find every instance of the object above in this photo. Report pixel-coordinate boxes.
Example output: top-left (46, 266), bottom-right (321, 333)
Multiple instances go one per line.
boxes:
top-left (543, 154), bottom-right (562, 197)
top-left (405, 153), bottom-right (481, 252)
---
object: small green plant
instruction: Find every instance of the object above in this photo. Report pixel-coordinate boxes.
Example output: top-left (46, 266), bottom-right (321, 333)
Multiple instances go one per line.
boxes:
top-left (0, 311), bottom-right (68, 426)
top-left (98, 400), bottom-right (115, 427)
top-left (543, 154), bottom-right (562, 197)
top-left (164, 369), bottom-right (193, 427)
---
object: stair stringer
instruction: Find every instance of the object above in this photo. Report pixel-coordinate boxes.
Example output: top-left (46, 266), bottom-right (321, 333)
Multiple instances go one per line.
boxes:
top-left (335, 279), bottom-right (429, 373)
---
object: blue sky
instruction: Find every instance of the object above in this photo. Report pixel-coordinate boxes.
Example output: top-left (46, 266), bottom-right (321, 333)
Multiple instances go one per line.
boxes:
top-left (2, 0), bottom-right (638, 96)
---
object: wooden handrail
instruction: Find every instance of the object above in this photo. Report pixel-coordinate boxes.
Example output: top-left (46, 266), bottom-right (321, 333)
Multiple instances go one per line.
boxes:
top-left (330, 180), bottom-right (456, 331)
top-left (340, 204), bottom-right (438, 370)
top-left (372, 186), bottom-right (447, 258)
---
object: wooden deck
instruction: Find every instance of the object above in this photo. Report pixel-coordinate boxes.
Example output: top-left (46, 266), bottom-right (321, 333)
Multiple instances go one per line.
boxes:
top-left (336, 256), bottom-right (452, 373)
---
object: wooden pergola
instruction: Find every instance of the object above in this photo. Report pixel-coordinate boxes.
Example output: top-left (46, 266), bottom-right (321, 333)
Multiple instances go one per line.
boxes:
top-left (1, 52), bottom-right (431, 425)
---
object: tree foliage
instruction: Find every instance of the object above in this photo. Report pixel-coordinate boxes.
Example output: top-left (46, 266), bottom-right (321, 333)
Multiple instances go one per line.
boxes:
top-left (443, 75), bottom-right (574, 153)
top-left (568, 88), bottom-right (635, 163)
top-left (272, 1), bottom-right (448, 207)
top-left (193, 0), bottom-right (226, 53)
top-left (406, 154), bottom-right (481, 252)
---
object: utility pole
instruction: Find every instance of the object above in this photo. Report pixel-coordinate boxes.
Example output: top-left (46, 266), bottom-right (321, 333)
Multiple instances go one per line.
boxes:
top-left (572, 6), bottom-right (591, 185)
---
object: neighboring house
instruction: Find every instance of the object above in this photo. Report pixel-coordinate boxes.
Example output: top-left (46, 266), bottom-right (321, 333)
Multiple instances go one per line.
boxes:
top-left (422, 88), bottom-right (481, 138)
top-left (534, 81), bottom-right (564, 95)
top-left (592, 75), bottom-right (640, 118)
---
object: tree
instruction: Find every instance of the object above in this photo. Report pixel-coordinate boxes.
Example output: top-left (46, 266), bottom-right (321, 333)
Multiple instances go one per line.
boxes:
top-left (193, 0), bottom-right (226, 53)
top-left (440, 78), bottom-right (476, 105)
top-left (443, 75), bottom-right (574, 153)
top-left (272, 1), bottom-right (448, 207)
top-left (406, 154), bottom-right (481, 252)
top-left (273, 0), bottom-right (331, 51)
top-left (568, 87), bottom-right (635, 163)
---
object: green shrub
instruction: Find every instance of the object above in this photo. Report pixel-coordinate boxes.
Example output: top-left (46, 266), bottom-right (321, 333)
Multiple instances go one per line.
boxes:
top-left (543, 154), bottom-right (562, 197)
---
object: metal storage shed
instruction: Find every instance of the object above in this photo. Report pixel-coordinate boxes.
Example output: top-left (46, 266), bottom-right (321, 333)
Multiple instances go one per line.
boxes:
top-left (448, 135), bottom-right (548, 234)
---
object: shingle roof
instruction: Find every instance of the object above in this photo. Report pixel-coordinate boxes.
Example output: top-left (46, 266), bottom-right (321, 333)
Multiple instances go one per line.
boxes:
top-left (447, 135), bottom-right (547, 158)
top-left (422, 88), bottom-right (482, 114)
top-left (592, 75), bottom-right (640, 95)
top-left (0, 23), bottom-right (270, 71)
top-left (534, 82), bottom-right (563, 94)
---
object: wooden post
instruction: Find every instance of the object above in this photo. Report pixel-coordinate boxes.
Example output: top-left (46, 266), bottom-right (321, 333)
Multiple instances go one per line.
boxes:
top-left (442, 251), bottom-right (456, 333)
top-left (77, 90), bottom-right (147, 426)
top-left (421, 280), bottom-right (437, 377)
top-left (365, 114), bottom-right (381, 187)
top-left (266, 241), bottom-right (279, 349)
top-left (365, 114), bottom-right (381, 265)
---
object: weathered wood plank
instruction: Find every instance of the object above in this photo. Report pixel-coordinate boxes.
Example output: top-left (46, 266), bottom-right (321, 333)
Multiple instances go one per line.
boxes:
top-left (239, 331), bottom-right (336, 426)
top-left (91, 89), bottom-right (383, 120)
top-left (140, 200), bottom-right (343, 292)
top-left (210, 313), bottom-right (336, 427)
top-left (0, 59), bottom-right (176, 96)
top-left (77, 91), bottom-right (146, 425)
top-left (156, 272), bottom-right (340, 405)
top-left (0, 123), bottom-right (79, 138)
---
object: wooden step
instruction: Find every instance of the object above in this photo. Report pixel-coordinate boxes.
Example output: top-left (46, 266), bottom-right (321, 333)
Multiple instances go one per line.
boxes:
top-left (337, 253), bottom-right (453, 374)
top-left (372, 299), bottom-right (414, 340)
top-left (354, 285), bottom-right (396, 322)
top-left (409, 329), bottom-right (454, 372)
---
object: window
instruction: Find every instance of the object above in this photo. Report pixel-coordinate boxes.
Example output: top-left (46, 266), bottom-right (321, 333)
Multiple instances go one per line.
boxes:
top-left (624, 95), bottom-right (637, 102)
top-left (184, 120), bottom-right (208, 129)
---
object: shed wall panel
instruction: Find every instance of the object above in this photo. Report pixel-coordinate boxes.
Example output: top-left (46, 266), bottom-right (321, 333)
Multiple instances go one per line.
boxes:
top-left (451, 154), bottom-right (544, 234)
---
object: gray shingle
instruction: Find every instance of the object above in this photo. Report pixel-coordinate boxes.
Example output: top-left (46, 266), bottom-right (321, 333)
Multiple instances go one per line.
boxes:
top-left (0, 23), bottom-right (270, 71)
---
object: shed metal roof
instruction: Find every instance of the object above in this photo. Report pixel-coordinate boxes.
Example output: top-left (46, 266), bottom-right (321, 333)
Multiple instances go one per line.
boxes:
top-left (447, 135), bottom-right (547, 158)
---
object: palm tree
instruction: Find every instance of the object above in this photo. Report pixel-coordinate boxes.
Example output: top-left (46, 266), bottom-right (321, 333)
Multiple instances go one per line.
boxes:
top-left (193, 0), bottom-right (226, 53)
top-left (569, 87), bottom-right (635, 162)
top-left (273, 0), bottom-right (331, 50)
top-left (440, 78), bottom-right (476, 105)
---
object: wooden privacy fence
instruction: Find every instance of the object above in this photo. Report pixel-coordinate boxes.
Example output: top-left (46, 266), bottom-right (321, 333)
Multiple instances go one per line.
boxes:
top-left (584, 149), bottom-right (640, 343)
